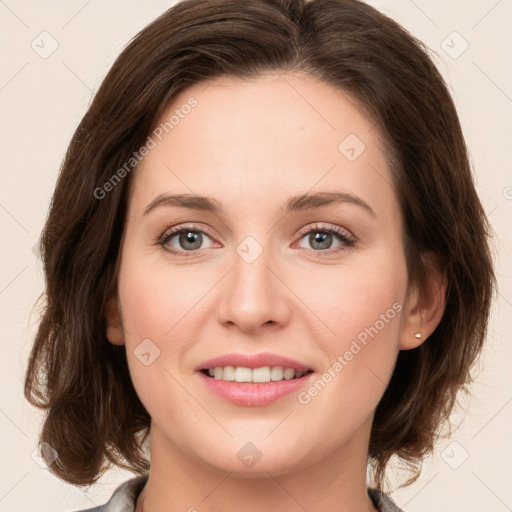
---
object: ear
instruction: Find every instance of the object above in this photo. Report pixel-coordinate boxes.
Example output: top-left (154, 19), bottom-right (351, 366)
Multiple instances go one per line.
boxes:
top-left (399, 252), bottom-right (447, 350)
top-left (104, 292), bottom-right (125, 346)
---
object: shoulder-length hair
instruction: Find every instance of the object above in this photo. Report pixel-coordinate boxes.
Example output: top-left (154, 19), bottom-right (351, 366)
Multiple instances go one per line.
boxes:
top-left (24, 0), bottom-right (495, 491)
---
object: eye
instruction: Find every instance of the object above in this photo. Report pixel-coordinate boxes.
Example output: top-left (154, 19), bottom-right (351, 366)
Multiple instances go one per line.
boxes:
top-left (295, 223), bottom-right (356, 255)
top-left (158, 224), bottom-right (218, 257)
top-left (156, 222), bottom-right (356, 258)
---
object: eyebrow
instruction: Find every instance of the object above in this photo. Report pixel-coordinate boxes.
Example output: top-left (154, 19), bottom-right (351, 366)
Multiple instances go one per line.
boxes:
top-left (143, 191), bottom-right (376, 218)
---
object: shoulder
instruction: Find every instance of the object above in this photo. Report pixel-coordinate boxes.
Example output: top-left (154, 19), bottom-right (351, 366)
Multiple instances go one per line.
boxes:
top-left (368, 487), bottom-right (404, 512)
top-left (69, 474), bottom-right (148, 512)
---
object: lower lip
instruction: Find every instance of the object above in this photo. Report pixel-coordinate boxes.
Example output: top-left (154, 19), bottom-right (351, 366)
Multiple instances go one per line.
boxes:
top-left (197, 371), bottom-right (314, 406)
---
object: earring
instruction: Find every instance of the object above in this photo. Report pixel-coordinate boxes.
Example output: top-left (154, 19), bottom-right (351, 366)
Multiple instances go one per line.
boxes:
top-left (414, 332), bottom-right (422, 339)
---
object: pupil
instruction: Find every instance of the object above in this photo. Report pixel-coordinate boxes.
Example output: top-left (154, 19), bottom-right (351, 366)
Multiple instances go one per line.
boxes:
top-left (180, 231), bottom-right (202, 250)
top-left (311, 232), bottom-right (331, 250)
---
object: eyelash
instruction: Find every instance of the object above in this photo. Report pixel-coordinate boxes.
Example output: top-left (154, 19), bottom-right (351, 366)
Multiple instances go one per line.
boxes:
top-left (156, 222), bottom-right (357, 258)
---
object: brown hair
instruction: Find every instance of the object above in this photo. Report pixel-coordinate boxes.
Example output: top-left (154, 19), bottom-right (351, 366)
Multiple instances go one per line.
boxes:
top-left (24, 0), bottom-right (495, 491)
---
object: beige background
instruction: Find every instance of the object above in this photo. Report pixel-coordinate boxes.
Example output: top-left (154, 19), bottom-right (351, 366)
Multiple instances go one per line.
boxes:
top-left (0, 0), bottom-right (510, 510)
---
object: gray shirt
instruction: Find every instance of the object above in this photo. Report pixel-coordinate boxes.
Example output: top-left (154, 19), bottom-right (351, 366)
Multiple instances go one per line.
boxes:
top-left (72, 473), bottom-right (404, 512)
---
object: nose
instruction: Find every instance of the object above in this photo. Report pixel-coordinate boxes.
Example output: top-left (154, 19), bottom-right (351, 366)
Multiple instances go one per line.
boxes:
top-left (216, 241), bottom-right (291, 334)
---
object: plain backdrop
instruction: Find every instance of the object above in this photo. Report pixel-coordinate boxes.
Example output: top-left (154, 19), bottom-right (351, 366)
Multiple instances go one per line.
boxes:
top-left (0, 0), bottom-right (511, 511)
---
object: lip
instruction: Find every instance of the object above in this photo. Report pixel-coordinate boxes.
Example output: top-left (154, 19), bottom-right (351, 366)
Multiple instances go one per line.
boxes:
top-left (196, 351), bottom-right (313, 372)
top-left (197, 370), bottom-right (315, 406)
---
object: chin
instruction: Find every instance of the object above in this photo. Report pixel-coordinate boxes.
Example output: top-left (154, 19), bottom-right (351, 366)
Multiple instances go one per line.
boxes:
top-left (197, 440), bottom-right (314, 478)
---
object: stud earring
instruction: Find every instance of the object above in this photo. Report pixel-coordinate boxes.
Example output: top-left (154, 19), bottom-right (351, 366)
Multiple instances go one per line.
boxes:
top-left (414, 332), bottom-right (422, 339)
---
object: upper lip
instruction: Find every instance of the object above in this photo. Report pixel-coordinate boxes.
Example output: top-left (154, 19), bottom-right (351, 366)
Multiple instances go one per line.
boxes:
top-left (196, 352), bottom-right (313, 372)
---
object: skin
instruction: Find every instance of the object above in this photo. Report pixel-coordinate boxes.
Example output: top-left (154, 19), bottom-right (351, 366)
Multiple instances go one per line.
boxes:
top-left (105, 71), bottom-right (446, 512)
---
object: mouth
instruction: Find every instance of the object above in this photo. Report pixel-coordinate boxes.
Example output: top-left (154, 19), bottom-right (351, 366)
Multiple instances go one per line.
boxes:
top-left (196, 366), bottom-right (315, 407)
top-left (195, 352), bottom-right (316, 405)
top-left (199, 366), bottom-right (315, 383)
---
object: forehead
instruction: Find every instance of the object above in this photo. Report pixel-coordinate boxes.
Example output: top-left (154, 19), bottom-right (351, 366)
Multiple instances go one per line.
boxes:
top-left (130, 71), bottom-right (395, 220)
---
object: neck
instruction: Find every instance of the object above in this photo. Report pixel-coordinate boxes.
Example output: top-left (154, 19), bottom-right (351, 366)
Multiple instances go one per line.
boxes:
top-left (138, 419), bottom-right (379, 512)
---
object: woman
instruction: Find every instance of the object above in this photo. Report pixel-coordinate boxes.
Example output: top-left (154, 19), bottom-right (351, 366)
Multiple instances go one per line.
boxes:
top-left (24, 0), bottom-right (495, 511)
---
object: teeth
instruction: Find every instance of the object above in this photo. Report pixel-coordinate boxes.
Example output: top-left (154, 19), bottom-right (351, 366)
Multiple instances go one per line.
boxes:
top-left (206, 366), bottom-right (309, 383)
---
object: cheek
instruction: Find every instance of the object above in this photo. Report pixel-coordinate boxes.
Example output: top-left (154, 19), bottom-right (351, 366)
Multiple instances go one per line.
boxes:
top-left (299, 255), bottom-right (406, 339)
top-left (116, 254), bottom-right (219, 401)
top-left (116, 257), bottom-right (202, 417)
top-left (285, 252), bottom-right (408, 448)
top-left (117, 254), bottom-right (212, 339)
top-left (291, 247), bottom-right (408, 398)
top-left (291, 260), bottom-right (406, 426)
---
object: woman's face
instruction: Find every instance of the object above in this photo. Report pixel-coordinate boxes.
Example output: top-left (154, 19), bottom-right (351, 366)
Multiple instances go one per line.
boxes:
top-left (107, 72), bottom-right (421, 476)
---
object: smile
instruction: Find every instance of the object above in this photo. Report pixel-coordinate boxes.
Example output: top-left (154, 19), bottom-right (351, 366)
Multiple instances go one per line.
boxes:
top-left (202, 365), bottom-right (313, 383)
top-left (197, 368), bottom-right (315, 406)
